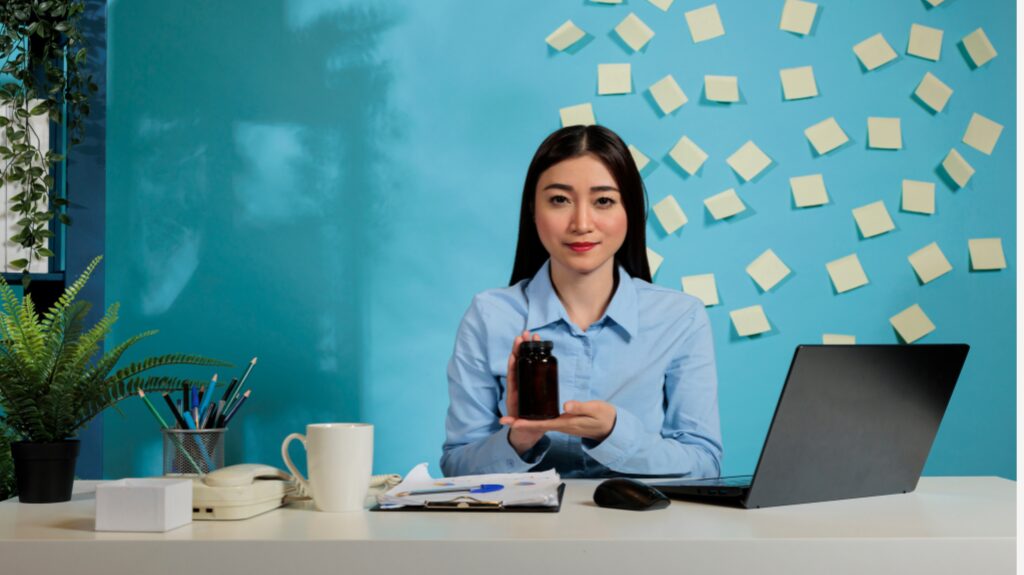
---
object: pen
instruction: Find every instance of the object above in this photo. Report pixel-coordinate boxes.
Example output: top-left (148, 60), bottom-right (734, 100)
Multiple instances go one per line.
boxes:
top-left (220, 377), bottom-right (239, 407)
top-left (221, 390), bottom-right (250, 427)
top-left (190, 385), bottom-right (200, 427)
top-left (162, 392), bottom-right (188, 429)
top-left (210, 400), bottom-right (225, 430)
top-left (395, 484), bottom-right (504, 497)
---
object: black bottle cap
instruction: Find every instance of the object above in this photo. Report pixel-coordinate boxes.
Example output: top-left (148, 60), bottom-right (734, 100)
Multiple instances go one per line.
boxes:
top-left (520, 340), bottom-right (554, 354)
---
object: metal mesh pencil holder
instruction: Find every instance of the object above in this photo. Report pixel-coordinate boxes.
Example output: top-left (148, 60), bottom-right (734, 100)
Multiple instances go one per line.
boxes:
top-left (162, 428), bottom-right (226, 476)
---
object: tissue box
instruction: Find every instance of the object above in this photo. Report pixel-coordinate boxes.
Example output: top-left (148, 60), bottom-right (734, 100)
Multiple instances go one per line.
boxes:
top-left (95, 478), bottom-right (193, 532)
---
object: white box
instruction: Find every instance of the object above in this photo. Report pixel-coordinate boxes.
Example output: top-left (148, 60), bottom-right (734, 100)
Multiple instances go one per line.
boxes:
top-left (95, 478), bottom-right (193, 532)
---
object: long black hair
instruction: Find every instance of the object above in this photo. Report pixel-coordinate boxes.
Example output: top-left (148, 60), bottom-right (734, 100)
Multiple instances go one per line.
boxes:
top-left (508, 125), bottom-right (651, 286)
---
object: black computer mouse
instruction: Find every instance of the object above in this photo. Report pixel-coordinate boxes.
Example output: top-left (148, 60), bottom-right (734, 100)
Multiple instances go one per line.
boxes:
top-left (593, 478), bottom-right (671, 511)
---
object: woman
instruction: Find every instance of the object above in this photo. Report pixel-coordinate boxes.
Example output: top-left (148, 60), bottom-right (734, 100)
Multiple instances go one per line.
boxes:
top-left (441, 125), bottom-right (722, 479)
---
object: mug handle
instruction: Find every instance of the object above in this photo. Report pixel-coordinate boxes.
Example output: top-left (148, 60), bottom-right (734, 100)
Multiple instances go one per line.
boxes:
top-left (281, 433), bottom-right (312, 496)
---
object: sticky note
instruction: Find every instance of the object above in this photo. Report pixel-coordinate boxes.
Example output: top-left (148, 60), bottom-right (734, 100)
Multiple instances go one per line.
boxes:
top-left (649, 0), bottom-right (675, 10)
top-left (727, 141), bottom-right (772, 181)
top-left (962, 28), bottom-right (997, 67)
top-left (669, 135), bottom-right (708, 175)
top-left (746, 249), bottom-right (791, 292)
top-left (890, 304), bottom-right (935, 343)
top-left (853, 33), bottom-right (897, 71)
top-left (705, 75), bottom-right (739, 102)
top-left (962, 113), bottom-right (1003, 155)
top-left (704, 188), bottom-right (746, 220)
top-left (852, 201), bottom-right (895, 238)
top-left (685, 4), bottom-right (725, 43)
top-left (902, 180), bottom-right (935, 214)
top-left (681, 274), bottom-right (719, 306)
top-left (730, 305), bottom-right (771, 337)
top-left (649, 75), bottom-right (688, 115)
top-left (907, 24), bottom-right (943, 61)
top-left (790, 174), bottom-right (828, 207)
top-left (559, 103), bottom-right (595, 127)
top-left (805, 117), bottom-right (849, 155)
top-left (914, 72), bottom-right (953, 113)
top-left (615, 13), bottom-right (655, 52)
top-left (823, 334), bottom-right (856, 345)
top-left (598, 63), bottom-right (632, 95)
top-left (647, 247), bottom-right (664, 276)
top-left (925, 0), bottom-right (944, 5)
top-left (591, 0), bottom-right (622, 3)
top-left (653, 195), bottom-right (688, 234)
top-left (867, 117), bottom-right (902, 150)
top-left (968, 238), bottom-right (1006, 270)
top-left (546, 20), bottom-right (586, 51)
top-left (779, 0), bottom-right (817, 35)
top-left (780, 66), bottom-right (818, 100)
top-left (941, 149), bottom-right (974, 188)
top-left (826, 254), bottom-right (869, 293)
top-left (628, 144), bottom-right (650, 172)
top-left (908, 242), bottom-right (952, 284)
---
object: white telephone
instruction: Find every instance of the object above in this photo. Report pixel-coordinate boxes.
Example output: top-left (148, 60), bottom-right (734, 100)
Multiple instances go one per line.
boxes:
top-left (191, 464), bottom-right (401, 520)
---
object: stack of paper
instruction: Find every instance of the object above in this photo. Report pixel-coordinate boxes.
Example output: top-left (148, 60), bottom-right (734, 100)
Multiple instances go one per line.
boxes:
top-left (378, 463), bottom-right (562, 509)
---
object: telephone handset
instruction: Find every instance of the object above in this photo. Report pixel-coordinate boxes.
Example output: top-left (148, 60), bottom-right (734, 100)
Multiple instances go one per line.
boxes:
top-left (191, 464), bottom-right (401, 520)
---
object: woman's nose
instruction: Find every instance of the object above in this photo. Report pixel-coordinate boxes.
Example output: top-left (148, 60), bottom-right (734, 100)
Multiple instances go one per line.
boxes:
top-left (570, 204), bottom-right (593, 233)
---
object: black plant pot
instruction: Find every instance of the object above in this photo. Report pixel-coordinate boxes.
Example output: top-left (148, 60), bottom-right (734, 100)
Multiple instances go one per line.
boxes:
top-left (11, 440), bottom-right (80, 503)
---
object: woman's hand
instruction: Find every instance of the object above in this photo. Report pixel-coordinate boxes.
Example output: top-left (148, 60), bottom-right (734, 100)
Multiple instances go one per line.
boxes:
top-left (503, 331), bottom-right (548, 455)
top-left (502, 400), bottom-right (617, 443)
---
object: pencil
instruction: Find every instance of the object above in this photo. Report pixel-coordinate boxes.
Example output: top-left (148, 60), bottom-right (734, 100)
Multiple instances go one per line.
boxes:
top-left (138, 390), bottom-right (170, 429)
top-left (221, 390), bottom-right (251, 426)
top-left (228, 357), bottom-right (257, 409)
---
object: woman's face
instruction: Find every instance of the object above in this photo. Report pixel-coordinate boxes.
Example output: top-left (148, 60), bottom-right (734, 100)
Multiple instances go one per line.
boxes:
top-left (534, 154), bottom-right (628, 279)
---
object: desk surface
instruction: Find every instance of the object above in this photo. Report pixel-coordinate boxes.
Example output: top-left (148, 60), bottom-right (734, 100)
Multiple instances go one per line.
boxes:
top-left (0, 477), bottom-right (1015, 575)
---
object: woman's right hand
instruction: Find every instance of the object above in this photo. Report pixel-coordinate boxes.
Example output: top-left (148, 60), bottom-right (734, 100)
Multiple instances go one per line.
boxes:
top-left (500, 330), bottom-right (547, 455)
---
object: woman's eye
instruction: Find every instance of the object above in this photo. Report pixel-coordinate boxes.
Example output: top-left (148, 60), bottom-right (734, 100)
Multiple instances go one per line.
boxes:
top-left (550, 195), bottom-right (570, 205)
top-left (595, 197), bottom-right (617, 207)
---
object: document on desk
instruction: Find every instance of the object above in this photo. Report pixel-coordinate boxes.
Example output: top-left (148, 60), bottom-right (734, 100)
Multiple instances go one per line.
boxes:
top-left (376, 463), bottom-right (562, 510)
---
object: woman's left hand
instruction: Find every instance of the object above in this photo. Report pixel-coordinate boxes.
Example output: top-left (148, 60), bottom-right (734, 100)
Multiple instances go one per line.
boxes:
top-left (499, 400), bottom-right (617, 443)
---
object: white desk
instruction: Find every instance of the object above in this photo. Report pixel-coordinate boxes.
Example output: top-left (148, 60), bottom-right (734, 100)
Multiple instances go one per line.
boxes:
top-left (0, 477), bottom-right (1014, 575)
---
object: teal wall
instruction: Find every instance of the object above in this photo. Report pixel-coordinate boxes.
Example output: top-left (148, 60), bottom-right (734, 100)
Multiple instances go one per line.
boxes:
top-left (104, 0), bottom-right (1015, 479)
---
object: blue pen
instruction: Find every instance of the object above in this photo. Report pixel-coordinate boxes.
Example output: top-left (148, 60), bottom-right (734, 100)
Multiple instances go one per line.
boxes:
top-left (190, 386), bottom-right (200, 427)
top-left (198, 374), bottom-right (218, 424)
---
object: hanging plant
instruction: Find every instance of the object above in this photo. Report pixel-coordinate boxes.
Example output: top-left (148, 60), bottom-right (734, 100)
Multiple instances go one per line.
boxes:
top-left (0, 1), bottom-right (96, 282)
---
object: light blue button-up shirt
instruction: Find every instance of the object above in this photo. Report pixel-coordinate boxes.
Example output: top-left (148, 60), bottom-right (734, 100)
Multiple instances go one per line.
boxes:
top-left (441, 260), bottom-right (723, 479)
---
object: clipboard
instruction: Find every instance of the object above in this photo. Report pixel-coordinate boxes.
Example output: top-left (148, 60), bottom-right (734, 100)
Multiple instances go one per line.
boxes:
top-left (370, 482), bottom-right (565, 513)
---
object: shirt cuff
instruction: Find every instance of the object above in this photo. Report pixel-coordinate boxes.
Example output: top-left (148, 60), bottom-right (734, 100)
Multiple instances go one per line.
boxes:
top-left (495, 427), bottom-right (551, 471)
top-left (581, 407), bottom-right (639, 470)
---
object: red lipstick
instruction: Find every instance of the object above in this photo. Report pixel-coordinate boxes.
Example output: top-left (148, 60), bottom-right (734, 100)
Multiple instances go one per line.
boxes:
top-left (568, 242), bottom-right (597, 252)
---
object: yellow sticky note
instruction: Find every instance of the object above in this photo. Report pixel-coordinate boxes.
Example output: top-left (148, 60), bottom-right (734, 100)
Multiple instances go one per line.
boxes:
top-left (559, 103), bottom-right (595, 127)
top-left (779, 0), bottom-right (817, 35)
top-left (942, 149), bottom-right (974, 188)
top-left (908, 242), bottom-right (952, 284)
top-left (746, 249), bottom-right (791, 292)
top-left (647, 247), bottom-right (664, 276)
top-left (546, 20), bottom-right (586, 51)
top-left (852, 201), bottom-right (895, 238)
top-left (653, 195), bottom-right (688, 234)
top-left (669, 135), bottom-right (708, 175)
top-left (730, 305), bottom-right (771, 337)
top-left (914, 72), bottom-right (953, 113)
top-left (681, 274), bottom-right (719, 306)
top-left (780, 66), bottom-right (818, 100)
top-left (790, 174), bottom-right (828, 207)
top-left (704, 188), bottom-right (746, 220)
top-left (826, 254), bottom-right (869, 293)
top-left (805, 117), bottom-right (849, 155)
top-left (867, 117), bottom-right (902, 150)
top-left (925, 0), bottom-right (944, 5)
top-left (615, 13), bottom-right (655, 52)
top-left (649, 0), bottom-right (675, 11)
top-left (727, 141), bottom-right (772, 182)
top-left (968, 238), bottom-right (1006, 270)
top-left (890, 304), bottom-right (935, 343)
top-left (907, 24), bottom-right (942, 61)
top-left (685, 4), bottom-right (725, 43)
top-left (902, 180), bottom-right (935, 214)
top-left (649, 75), bottom-right (688, 115)
top-left (962, 28), bottom-right (997, 67)
top-left (963, 113), bottom-right (1003, 155)
top-left (853, 33), bottom-right (897, 71)
top-left (823, 334), bottom-right (856, 345)
top-left (598, 63), bottom-right (632, 95)
top-left (704, 75), bottom-right (739, 102)
top-left (628, 144), bottom-right (650, 172)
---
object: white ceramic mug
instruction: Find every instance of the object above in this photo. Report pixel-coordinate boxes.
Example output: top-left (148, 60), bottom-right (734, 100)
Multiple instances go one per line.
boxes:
top-left (281, 423), bottom-right (373, 512)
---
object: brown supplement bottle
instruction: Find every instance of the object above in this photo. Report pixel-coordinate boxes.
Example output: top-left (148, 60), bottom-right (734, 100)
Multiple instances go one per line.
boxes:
top-left (517, 340), bottom-right (559, 420)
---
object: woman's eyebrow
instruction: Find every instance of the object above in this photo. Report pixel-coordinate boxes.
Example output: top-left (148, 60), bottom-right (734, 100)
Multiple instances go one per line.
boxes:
top-left (541, 183), bottom-right (620, 192)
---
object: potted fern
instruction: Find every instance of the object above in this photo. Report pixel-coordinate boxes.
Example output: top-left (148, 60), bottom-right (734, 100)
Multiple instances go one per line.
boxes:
top-left (0, 256), bottom-right (229, 503)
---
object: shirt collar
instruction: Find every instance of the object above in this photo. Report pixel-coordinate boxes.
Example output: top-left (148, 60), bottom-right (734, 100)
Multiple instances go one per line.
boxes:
top-left (524, 259), bottom-right (638, 339)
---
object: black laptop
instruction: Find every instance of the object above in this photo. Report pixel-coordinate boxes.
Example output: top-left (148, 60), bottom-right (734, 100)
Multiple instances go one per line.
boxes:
top-left (649, 344), bottom-right (969, 509)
